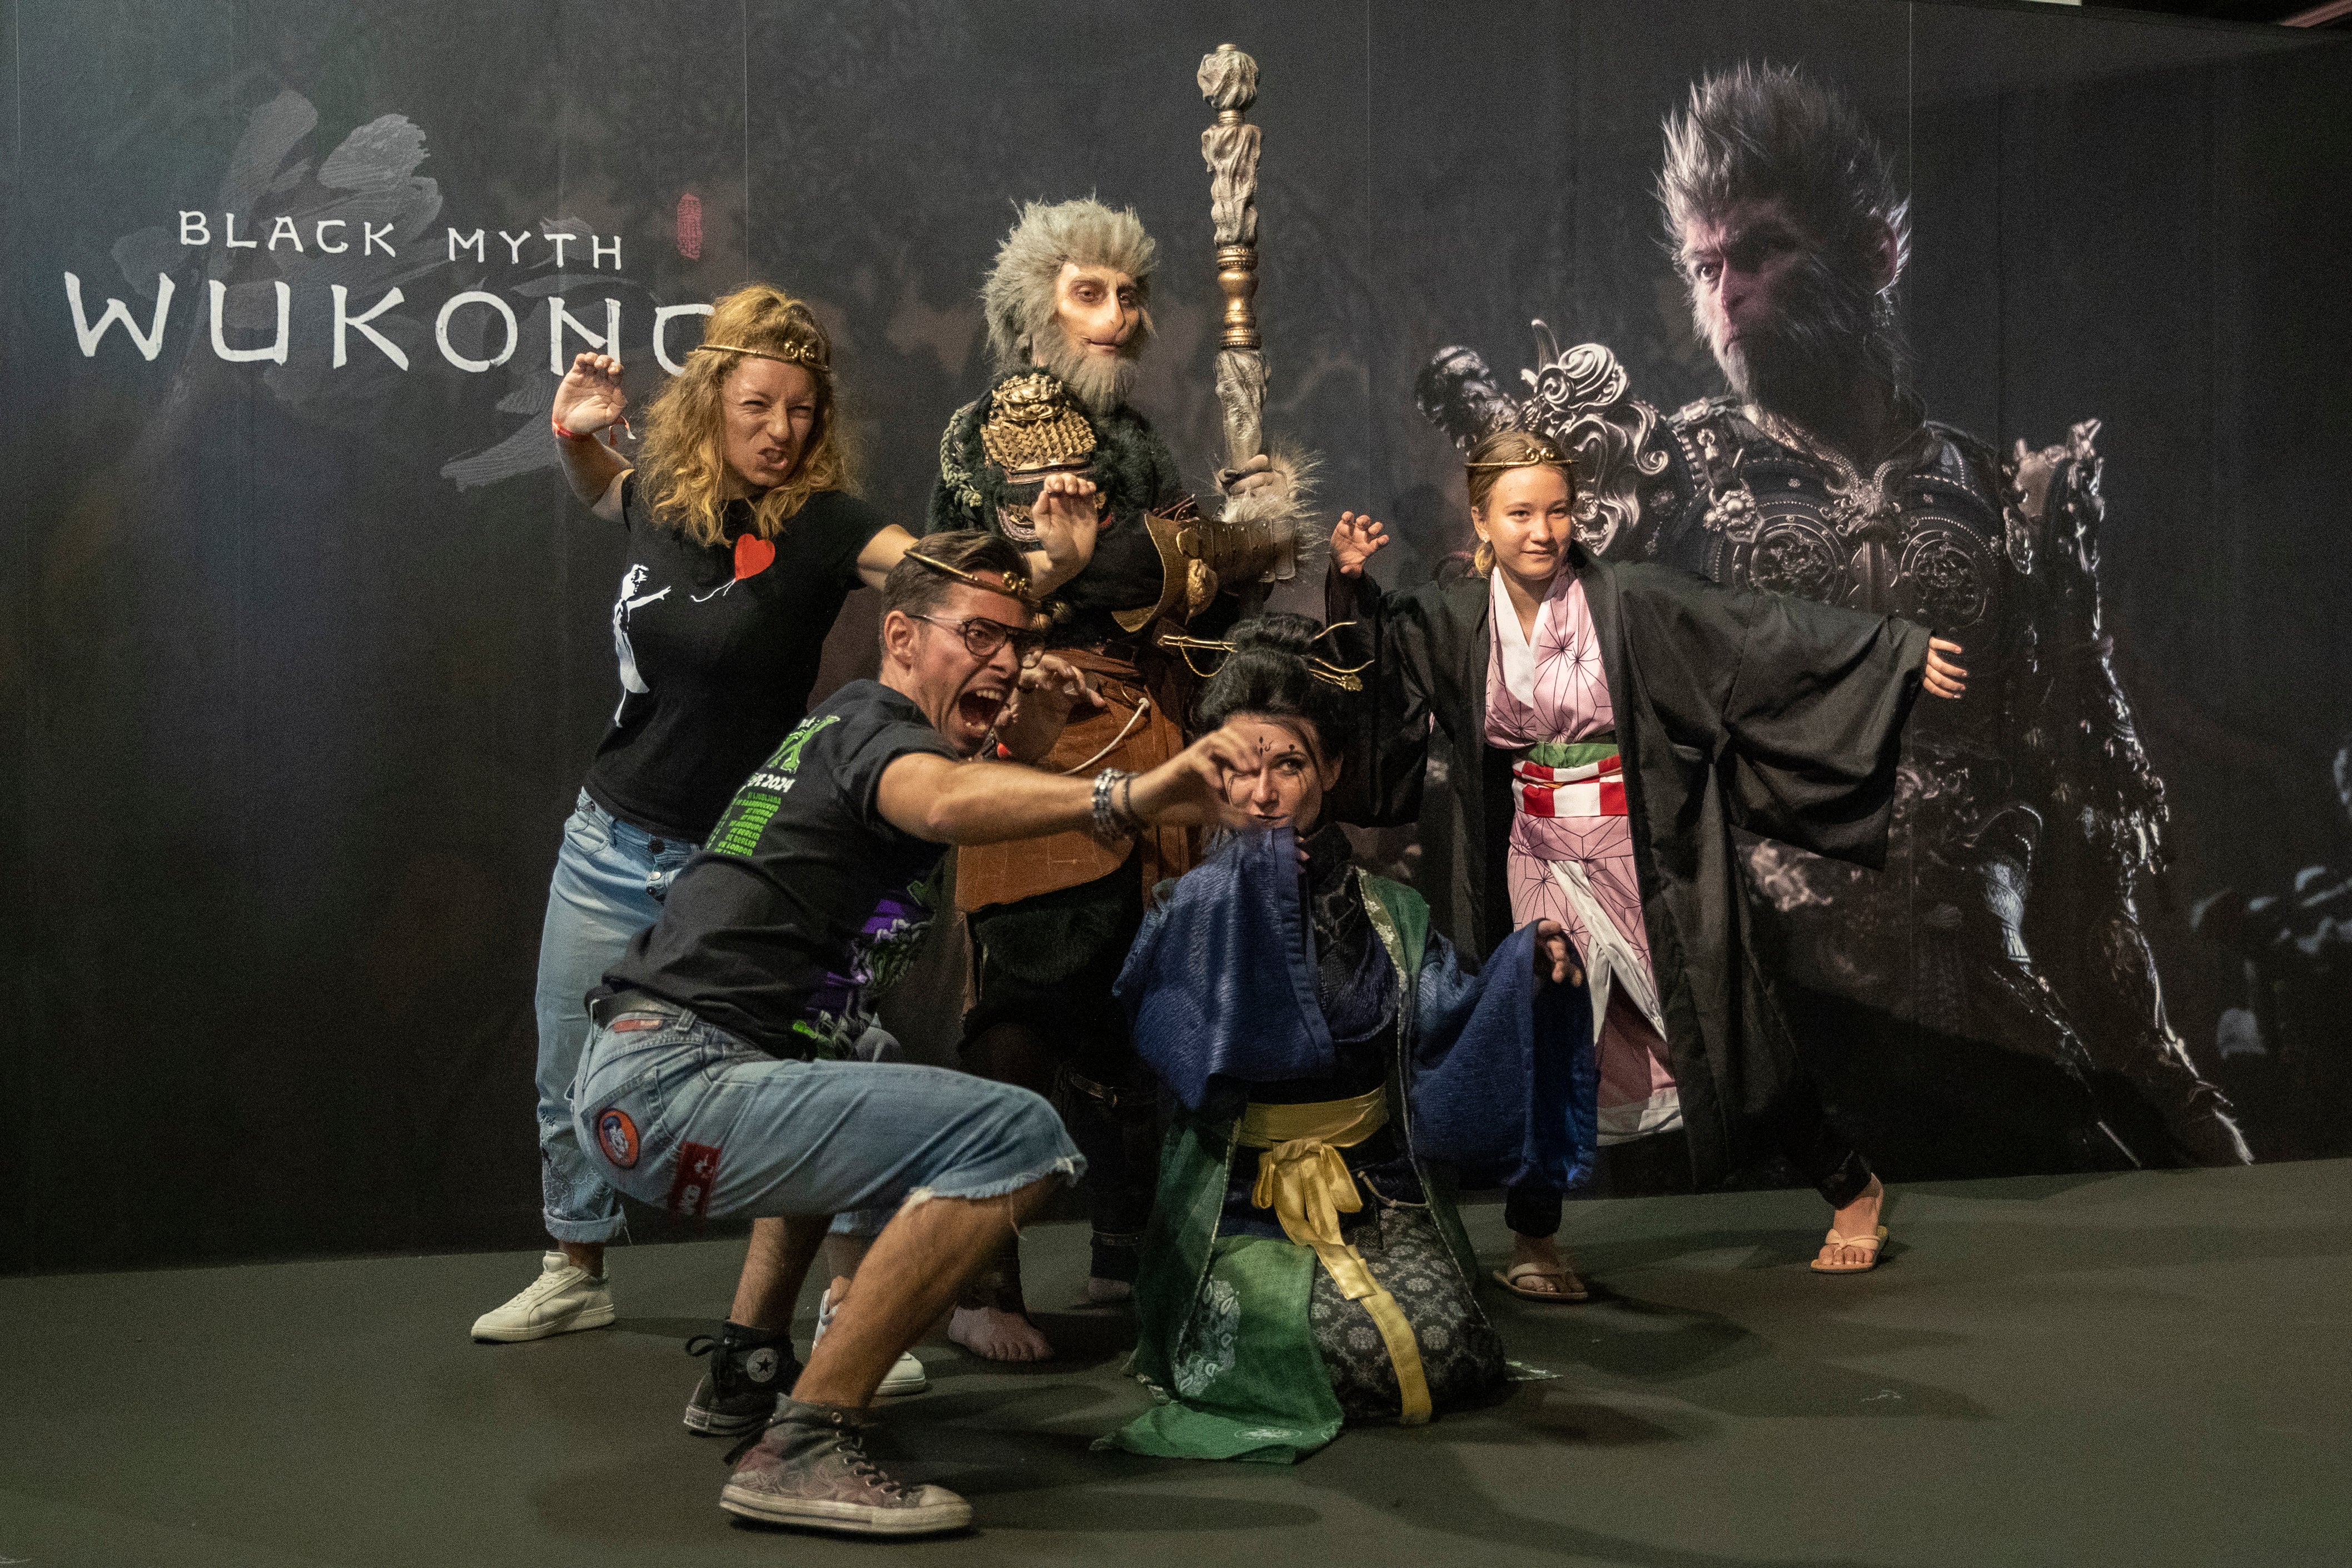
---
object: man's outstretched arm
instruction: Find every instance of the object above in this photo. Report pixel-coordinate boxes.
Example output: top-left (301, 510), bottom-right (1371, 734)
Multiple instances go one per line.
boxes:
top-left (876, 727), bottom-right (1256, 846)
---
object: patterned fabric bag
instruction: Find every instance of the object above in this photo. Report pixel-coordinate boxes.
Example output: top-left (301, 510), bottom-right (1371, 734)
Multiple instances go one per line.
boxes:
top-left (1310, 1199), bottom-right (1508, 1420)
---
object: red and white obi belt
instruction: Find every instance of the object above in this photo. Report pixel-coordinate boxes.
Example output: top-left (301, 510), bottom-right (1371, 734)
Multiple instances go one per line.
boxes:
top-left (1511, 752), bottom-right (1626, 818)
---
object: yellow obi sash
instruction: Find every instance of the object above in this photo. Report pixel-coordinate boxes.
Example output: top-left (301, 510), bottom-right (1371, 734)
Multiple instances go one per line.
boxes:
top-left (1236, 1088), bottom-right (1432, 1425)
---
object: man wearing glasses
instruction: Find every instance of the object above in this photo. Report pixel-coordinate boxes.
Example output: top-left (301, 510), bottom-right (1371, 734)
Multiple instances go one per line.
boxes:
top-left (571, 528), bottom-right (1255, 1536)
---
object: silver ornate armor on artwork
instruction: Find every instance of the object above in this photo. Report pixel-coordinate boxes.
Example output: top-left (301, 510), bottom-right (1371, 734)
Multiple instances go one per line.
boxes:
top-left (1415, 327), bottom-right (2248, 1171)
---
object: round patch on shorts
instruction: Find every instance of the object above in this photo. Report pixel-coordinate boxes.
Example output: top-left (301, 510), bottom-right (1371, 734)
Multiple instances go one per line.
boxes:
top-left (596, 1108), bottom-right (640, 1169)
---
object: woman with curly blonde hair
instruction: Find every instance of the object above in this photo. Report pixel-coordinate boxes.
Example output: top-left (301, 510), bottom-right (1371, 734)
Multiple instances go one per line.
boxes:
top-left (470, 283), bottom-right (1101, 1372)
top-left (629, 285), bottom-right (857, 547)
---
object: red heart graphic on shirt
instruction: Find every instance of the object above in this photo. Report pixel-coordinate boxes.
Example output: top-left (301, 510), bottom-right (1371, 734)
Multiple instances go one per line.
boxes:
top-left (734, 532), bottom-right (776, 580)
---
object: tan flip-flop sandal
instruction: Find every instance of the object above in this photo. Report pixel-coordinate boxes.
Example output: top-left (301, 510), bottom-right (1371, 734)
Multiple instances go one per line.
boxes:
top-left (1809, 1223), bottom-right (1889, 1274)
top-left (1491, 1260), bottom-right (1592, 1302)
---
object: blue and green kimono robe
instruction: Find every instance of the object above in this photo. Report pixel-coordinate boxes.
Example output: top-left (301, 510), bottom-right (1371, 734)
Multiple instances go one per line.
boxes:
top-left (1106, 827), bottom-right (1594, 1462)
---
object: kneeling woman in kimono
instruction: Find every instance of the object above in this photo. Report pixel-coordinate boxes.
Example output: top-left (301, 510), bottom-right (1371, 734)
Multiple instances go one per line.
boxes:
top-left (1107, 615), bottom-right (1593, 1464)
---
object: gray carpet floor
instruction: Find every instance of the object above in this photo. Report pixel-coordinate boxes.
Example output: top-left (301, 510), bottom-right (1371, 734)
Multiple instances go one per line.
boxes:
top-left (4, 1159), bottom-right (2348, 1567)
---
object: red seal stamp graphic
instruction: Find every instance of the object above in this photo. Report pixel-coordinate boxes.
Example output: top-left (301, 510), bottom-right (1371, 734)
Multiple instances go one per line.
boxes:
top-left (668, 1141), bottom-right (722, 1217)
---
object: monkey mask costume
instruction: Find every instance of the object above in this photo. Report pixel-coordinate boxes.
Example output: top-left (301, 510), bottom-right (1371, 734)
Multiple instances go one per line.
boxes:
top-left (929, 197), bottom-right (1307, 1293)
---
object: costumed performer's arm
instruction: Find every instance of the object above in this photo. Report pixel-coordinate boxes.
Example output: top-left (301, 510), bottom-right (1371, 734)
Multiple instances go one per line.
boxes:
top-left (1410, 921), bottom-right (1580, 1068)
top-left (1112, 830), bottom-right (1336, 1113)
top-left (857, 472), bottom-right (1102, 595)
top-left (1620, 566), bottom-right (1949, 867)
top-left (1407, 915), bottom-right (1594, 1193)
top-left (1322, 512), bottom-right (1434, 828)
top-left (920, 399), bottom-right (1102, 596)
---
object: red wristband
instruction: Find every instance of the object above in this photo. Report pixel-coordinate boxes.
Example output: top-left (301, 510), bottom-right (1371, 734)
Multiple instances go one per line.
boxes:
top-left (552, 420), bottom-right (596, 442)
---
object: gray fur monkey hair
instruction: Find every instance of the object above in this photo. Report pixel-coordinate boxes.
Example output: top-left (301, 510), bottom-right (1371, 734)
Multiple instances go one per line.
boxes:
top-left (1657, 62), bottom-right (1910, 288)
top-left (983, 198), bottom-right (1158, 373)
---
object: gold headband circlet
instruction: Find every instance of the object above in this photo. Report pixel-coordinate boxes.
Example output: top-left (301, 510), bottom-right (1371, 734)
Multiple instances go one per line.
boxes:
top-left (901, 547), bottom-right (1034, 608)
top-left (1463, 436), bottom-right (1572, 471)
top-left (1155, 623), bottom-right (1373, 693)
top-left (688, 340), bottom-right (829, 372)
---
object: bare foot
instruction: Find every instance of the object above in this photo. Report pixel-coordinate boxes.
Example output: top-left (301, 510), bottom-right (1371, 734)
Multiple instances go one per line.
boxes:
top-left (1504, 1233), bottom-right (1589, 1298)
top-left (1817, 1176), bottom-right (1886, 1270)
top-left (1084, 1276), bottom-right (1132, 1305)
top-left (949, 1304), bottom-right (1055, 1361)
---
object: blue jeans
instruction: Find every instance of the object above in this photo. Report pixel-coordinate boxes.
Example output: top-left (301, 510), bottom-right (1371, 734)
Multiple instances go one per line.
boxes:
top-left (534, 789), bottom-right (696, 1243)
top-left (573, 1003), bottom-right (1083, 1223)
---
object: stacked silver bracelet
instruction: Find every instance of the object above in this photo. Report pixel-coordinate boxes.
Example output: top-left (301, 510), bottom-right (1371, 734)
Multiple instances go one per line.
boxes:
top-left (1090, 767), bottom-right (1138, 840)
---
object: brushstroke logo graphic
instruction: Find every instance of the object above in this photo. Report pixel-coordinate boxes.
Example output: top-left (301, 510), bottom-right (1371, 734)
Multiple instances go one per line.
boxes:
top-left (71, 82), bottom-right (720, 493)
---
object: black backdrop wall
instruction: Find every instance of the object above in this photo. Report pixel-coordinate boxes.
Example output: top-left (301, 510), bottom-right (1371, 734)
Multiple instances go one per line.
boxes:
top-left (4, 1), bottom-right (2346, 1273)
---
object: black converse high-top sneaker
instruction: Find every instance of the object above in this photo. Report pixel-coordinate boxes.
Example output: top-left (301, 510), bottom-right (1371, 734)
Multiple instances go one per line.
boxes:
top-left (681, 1322), bottom-right (799, 1437)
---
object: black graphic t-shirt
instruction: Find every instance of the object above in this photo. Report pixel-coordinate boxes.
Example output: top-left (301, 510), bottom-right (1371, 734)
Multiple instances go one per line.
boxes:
top-left (582, 473), bottom-right (890, 841)
top-left (604, 680), bottom-right (957, 1058)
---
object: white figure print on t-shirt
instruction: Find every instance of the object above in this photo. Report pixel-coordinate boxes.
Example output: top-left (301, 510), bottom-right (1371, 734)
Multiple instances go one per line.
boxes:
top-left (611, 563), bottom-right (672, 720)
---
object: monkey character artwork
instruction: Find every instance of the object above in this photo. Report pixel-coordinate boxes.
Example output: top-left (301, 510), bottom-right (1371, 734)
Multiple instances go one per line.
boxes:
top-left (929, 198), bottom-right (1309, 1356)
top-left (1415, 64), bottom-right (2249, 1177)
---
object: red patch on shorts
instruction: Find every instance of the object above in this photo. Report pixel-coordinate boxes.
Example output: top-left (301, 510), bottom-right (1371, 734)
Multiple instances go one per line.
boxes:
top-left (610, 1016), bottom-right (666, 1033)
top-left (667, 1141), bottom-right (722, 1217)
top-left (595, 1108), bottom-right (640, 1169)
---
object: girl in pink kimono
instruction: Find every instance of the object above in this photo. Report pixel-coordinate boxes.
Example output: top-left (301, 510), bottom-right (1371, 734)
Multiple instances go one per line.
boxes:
top-left (1327, 429), bottom-right (1971, 1293)
top-left (1483, 527), bottom-right (1681, 1295)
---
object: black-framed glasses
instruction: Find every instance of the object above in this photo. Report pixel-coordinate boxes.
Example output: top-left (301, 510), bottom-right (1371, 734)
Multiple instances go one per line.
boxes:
top-left (911, 614), bottom-right (1047, 666)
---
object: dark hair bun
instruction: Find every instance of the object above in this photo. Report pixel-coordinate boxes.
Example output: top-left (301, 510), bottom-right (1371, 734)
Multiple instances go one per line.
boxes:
top-left (1227, 613), bottom-right (1323, 659)
top-left (1196, 613), bottom-right (1358, 758)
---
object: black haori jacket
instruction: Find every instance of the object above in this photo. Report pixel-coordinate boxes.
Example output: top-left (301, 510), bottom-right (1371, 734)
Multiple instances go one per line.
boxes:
top-left (1327, 542), bottom-right (1930, 1187)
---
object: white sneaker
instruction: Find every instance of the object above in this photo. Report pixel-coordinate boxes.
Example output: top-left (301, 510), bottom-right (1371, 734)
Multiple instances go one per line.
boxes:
top-left (470, 1251), bottom-right (616, 1343)
top-left (814, 1285), bottom-right (928, 1395)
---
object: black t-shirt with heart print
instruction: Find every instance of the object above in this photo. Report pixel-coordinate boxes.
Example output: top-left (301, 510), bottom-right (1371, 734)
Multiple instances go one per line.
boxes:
top-left (581, 472), bottom-right (889, 842)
